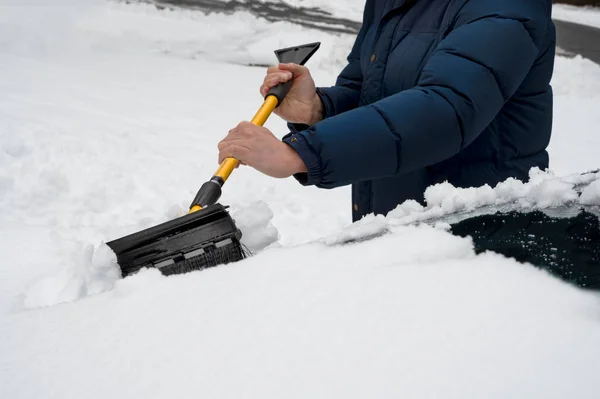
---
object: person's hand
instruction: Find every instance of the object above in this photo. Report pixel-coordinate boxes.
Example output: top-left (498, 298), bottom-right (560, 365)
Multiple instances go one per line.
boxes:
top-left (218, 121), bottom-right (307, 178)
top-left (260, 63), bottom-right (323, 126)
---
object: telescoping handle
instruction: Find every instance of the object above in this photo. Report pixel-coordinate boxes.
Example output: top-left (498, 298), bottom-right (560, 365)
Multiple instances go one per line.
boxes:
top-left (189, 42), bottom-right (321, 213)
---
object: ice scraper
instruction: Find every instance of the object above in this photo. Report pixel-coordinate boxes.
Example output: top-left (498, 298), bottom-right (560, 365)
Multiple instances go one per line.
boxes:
top-left (107, 42), bottom-right (321, 277)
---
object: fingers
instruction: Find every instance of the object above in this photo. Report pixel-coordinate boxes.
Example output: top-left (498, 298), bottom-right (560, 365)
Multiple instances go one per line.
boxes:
top-left (218, 121), bottom-right (254, 147)
top-left (218, 141), bottom-right (251, 164)
top-left (260, 63), bottom-right (309, 97)
top-left (217, 121), bottom-right (257, 163)
top-left (260, 71), bottom-right (293, 97)
top-left (278, 63), bottom-right (310, 77)
top-left (217, 121), bottom-right (272, 166)
top-left (265, 63), bottom-right (309, 77)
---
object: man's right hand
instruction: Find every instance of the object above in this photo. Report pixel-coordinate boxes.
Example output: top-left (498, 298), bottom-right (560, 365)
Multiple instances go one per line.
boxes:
top-left (260, 63), bottom-right (323, 126)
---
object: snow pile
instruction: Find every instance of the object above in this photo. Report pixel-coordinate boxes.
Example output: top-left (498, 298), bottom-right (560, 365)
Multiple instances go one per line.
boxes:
top-left (19, 201), bottom-right (279, 309)
top-left (29, 165), bottom-right (599, 309)
top-left (527, 175), bottom-right (579, 208)
top-left (552, 3), bottom-right (600, 29)
top-left (389, 168), bottom-right (597, 225)
top-left (3, 224), bottom-right (600, 399)
top-left (22, 241), bottom-right (121, 309)
top-left (320, 168), bottom-right (599, 245)
top-left (323, 213), bottom-right (390, 245)
top-left (580, 179), bottom-right (600, 205)
top-left (232, 201), bottom-right (280, 252)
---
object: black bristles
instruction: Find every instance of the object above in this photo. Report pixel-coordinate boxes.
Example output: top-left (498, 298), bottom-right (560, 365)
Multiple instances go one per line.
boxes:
top-left (107, 204), bottom-right (250, 278)
top-left (158, 240), bottom-right (251, 276)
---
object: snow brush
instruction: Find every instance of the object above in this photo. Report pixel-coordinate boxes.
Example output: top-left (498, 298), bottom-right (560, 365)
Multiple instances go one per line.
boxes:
top-left (106, 42), bottom-right (321, 278)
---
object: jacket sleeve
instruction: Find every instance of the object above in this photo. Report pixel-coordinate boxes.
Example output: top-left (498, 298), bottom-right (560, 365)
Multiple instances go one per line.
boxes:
top-left (283, 1), bottom-right (551, 188)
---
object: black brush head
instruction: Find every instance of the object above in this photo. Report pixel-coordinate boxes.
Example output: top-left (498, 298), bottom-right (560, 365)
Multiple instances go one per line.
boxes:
top-left (158, 240), bottom-right (250, 276)
top-left (106, 204), bottom-right (248, 277)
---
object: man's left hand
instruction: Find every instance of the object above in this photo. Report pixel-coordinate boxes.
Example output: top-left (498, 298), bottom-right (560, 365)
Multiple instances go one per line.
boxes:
top-left (218, 121), bottom-right (308, 178)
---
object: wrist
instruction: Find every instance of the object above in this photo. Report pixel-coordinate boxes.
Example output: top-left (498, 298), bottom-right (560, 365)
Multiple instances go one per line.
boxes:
top-left (283, 141), bottom-right (307, 174)
top-left (292, 150), bottom-right (308, 174)
top-left (307, 92), bottom-right (324, 126)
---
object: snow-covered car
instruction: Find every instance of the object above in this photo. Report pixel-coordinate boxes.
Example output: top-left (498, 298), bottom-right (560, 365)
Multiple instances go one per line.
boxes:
top-left (425, 169), bottom-right (600, 290)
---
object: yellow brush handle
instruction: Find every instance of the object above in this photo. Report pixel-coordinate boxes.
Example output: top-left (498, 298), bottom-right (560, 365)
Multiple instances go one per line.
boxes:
top-left (214, 95), bottom-right (279, 181)
top-left (188, 95), bottom-right (280, 214)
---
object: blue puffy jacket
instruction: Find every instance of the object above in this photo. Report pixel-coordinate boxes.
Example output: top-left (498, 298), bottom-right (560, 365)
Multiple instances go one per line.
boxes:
top-left (282, 0), bottom-right (555, 221)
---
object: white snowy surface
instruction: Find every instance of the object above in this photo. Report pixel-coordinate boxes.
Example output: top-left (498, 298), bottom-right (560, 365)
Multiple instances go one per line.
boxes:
top-left (580, 179), bottom-right (600, 205)
top-left (552, 3), bottom-right (600, 29)
top-left (547, 55), bottom-right (600, 174)
top-left (280, 0), bottom-right (365, 21)
top-left (334, 168), bottom-right (600, 238)
top-left (1, 1), bottom-right (600, 398)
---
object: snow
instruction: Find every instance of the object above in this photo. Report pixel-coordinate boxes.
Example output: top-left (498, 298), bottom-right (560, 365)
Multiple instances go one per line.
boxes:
top-left (547, 55), bottom-right (600, 175)
top-left (273, 0), bottom-right (365, 21)
top-left (5, 242), bottom-right (600, 399)
top-left (552, 3), bottom-right (600, 29)
top-left (22, 242), bottom-right (120, 309)
top-left (1, 1), bottom-right (600, 398)
top-left (580, 179), bottom-right (600, 205)
top-left (232, 201), bottom-right (280, 252)
top-left (379, 168), bottom-right (599, 231)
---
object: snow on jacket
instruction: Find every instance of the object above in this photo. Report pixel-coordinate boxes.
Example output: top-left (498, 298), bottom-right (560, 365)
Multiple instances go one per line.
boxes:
top-left (282, 0), bottom-right (555, 221)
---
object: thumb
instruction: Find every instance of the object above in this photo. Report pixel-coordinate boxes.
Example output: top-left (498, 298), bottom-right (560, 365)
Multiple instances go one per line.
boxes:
top-left (279, 63), bottom-right (310, 78)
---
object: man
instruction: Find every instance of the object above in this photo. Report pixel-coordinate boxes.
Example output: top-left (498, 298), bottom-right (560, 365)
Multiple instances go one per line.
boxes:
top-left (218, 0), bottom-right (556, 221)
